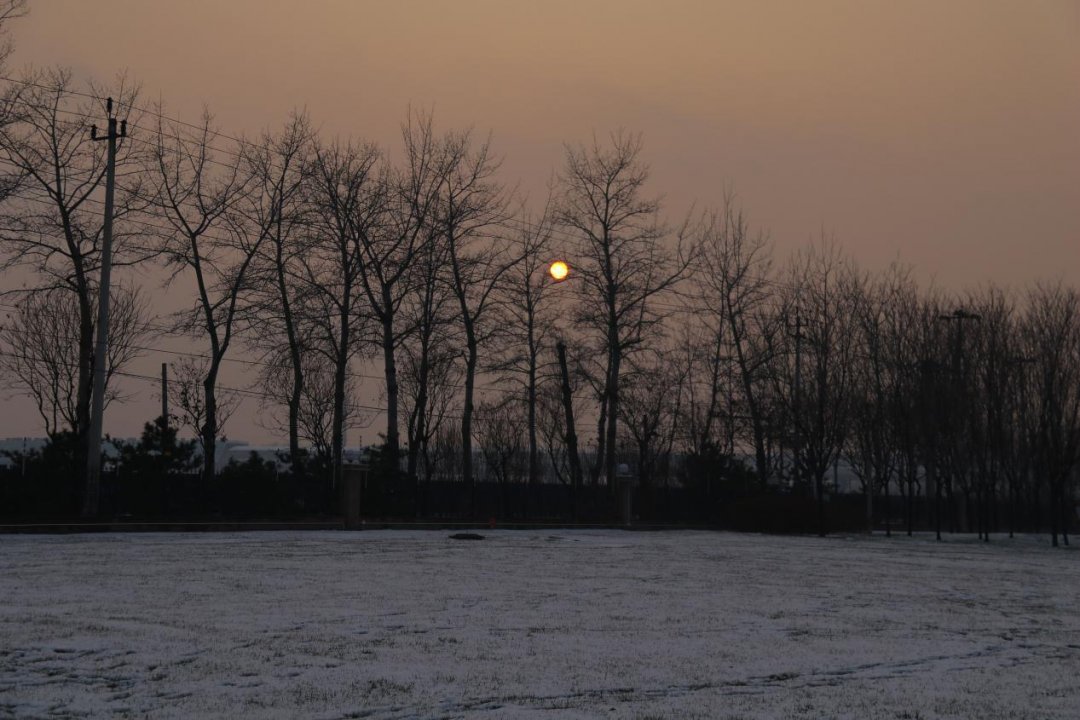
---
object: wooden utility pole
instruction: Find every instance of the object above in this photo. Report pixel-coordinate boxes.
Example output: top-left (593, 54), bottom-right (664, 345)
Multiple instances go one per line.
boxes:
top-left (82, 98), bottom-right (126, 518)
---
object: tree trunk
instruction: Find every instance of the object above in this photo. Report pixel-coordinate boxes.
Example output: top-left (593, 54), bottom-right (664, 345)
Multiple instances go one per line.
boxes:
top-left (289, 364), bottom-right (302, 475)
top-left (527, 328), bottom-right (539, 487)
top-left (816, 471), bottom-right (826, 537)
top-left (730, 326), bottom-right (769, 489)
top-left (931, 460), bottom-right (942, 541)
top-left (605, 344), bottom-right (621, 494)
top-left (1050, 476), bottom-right (1060, 547)
top-left (906, 468), bottom-right (915, 537)
top-left (1060, 481), bottom-right (1070, 546)
top-left (330, 300), bottom-right (350, 500)
top-left (883, 476), bottom-right (891, 538)
top-left (202, 366), bottom-right (219, 481)
top-left (275, 245), bottom-right (303, 480)
top-left (592, 386), bottom-right (607, 486)
top-left (526, 334), bottom-right (538, 520)
top-left (557, 342), bottom-right (583, 520)
top-left (865, 478), bottom-right (874, 534)
top-left (461, 319), bottom-right (478, 513)
top-left (380, 296), bottom-right (400, 476)
top-left (407, 332), bottom-right (430, 489)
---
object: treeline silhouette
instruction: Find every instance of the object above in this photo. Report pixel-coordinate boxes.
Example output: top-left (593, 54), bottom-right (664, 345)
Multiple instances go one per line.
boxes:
top-left (0, 66), bottom-right (1077, 542)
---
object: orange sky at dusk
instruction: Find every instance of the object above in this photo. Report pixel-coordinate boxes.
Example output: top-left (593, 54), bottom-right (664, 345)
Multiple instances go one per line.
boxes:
top-left (3, 0), bottom-right (1078, 441)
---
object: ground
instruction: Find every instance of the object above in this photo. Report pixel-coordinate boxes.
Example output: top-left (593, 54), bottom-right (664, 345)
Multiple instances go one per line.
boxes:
top-left (1, 530), bottom-right (1077, 719)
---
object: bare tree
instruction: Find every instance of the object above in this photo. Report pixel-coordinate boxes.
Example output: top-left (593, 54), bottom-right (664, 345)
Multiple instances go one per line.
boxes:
top-left (257, 344), bottom-right (364, 467)
top-left (0, 68), bottom-right (141, 477)
top-left (996, 323), bottom-right (1037, 538)
top-left (696, 195), bottom-right (775, 486)
top-left (845, 265), bottom-right (916, 535)
top-left (168, 355), bottom-right (239, 466)
top-left (556, 130), bottom-right (694, 489)
top-left (400, 325), bottom-right (461, 488)
top-left (619, 345), bottom-right (687, 489)
top-left (0, 284), bottom-right (150, 435)
top-left (147, 107), bottom-right (258, 479)
top-left (244, 112), bottom-right (315, 477)
top-left (772, 240), bottom-right (860, 535)
top-left (493, 200), bottom-right (558, 488)
top-left (536, 369), bottom-right (568, 484)
top-left (355, 111), bottom-right (442, 475)
top-left (400, 215), bottom-right (459, 489)
top-left (436, 127), bottom-right (515, 498)
top-left (474, 396), bottom-right (528, 517)
top-left (306, 137), bottom-right (382, 491)
top-left (1023, 283), bottom-right (1080, 547)
top-left (962, 286), bottom-right (1017, 540)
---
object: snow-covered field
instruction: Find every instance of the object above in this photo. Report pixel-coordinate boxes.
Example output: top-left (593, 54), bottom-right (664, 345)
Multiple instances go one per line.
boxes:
top-left (1, 530), bottom-right (1077, 719)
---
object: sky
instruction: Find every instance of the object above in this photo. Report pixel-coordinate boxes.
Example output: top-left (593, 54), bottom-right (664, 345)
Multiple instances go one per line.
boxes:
top-left (2, 0), bottom-right (1078, 442)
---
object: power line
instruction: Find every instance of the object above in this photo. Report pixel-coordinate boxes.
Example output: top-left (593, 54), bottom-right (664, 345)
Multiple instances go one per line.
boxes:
top-left (0, 75), bottom-right (256, 165)
top-left (0, 345), bottom-right (392, 416)
top-left (0, 296), bottom-right (515, 392)
top-left (0, 87), bottom-right (822, 362)
top-left (2, 186), bottom-right (726, 324)
top-left (0, 77), bottom-right (802, 283)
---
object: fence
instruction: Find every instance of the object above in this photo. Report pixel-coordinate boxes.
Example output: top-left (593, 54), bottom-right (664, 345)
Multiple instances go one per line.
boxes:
top-left (0, 464), bottom-right (1070, 536)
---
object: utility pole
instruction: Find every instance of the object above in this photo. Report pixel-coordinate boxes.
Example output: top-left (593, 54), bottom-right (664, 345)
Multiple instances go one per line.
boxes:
top-left (161, 362), bottom-right (169, 428)
top-left (82, 97), bottom-right (126, 518)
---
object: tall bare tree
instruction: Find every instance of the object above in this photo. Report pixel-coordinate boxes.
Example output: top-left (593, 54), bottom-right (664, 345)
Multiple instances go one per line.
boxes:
top-left (494, 201), bottom-right (558, 488)
top-left (244, 112), bottom-right (314, 477)
top-left (0, 68), bottom-right (141, 476)
top-left (147, 108), bottom-right (258, 479)
top-left (436, 128), bottom-right (515, 496)
top-left (400, 214), bottom-right (458, 487)
top-left (306, 137), bottom-right (383, 491)
top-left (845, 264), bottom-right (915, 534)
top-left (556, 131), bottom-right (694, 489)
top-left (773, 240), bottom-right (860, 535)
top-left (1024, 283), bottom-right (1080, 547)
top-left (355, 111), bottom-right (442, 475)
top-left (697, 195), bottom-right (776, 486)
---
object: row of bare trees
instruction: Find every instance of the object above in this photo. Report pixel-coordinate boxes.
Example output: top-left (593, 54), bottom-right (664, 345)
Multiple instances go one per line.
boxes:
top-left (0, 63), bottom-right (1076, 538)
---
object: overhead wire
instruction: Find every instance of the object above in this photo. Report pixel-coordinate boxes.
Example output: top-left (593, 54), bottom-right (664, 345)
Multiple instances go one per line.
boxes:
top-left (0, 79), bottom-right (821, 441)
top-left (0, 73), bottom-right (808, 294)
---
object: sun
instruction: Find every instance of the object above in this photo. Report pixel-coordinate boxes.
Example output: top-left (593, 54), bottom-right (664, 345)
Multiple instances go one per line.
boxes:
top-left (549, 260), bottom-right (569, 281)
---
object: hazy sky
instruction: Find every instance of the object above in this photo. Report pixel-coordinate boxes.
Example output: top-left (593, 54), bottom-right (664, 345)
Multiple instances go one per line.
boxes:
top-left (3, 0), bottom-right (1078, 442)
